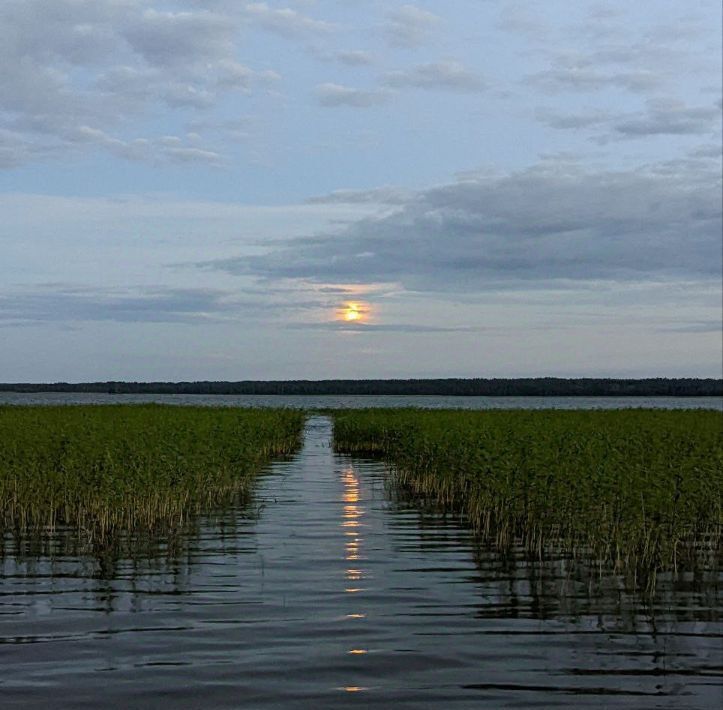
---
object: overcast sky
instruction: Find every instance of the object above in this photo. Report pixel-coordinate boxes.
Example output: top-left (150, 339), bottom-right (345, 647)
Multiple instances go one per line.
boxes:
top-left (1, 0), bottom-right (721, 381)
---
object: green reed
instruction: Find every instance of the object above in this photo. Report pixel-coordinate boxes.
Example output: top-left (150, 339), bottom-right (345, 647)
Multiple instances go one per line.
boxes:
top-left (0, 405), bottom-right (304, 548)
top-left (333, 409), bottom-right (722, 587)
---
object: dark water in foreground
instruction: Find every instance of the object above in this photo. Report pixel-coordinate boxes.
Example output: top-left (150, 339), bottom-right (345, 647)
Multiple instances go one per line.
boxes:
top-left (2, 417), bottom-right (721, 708)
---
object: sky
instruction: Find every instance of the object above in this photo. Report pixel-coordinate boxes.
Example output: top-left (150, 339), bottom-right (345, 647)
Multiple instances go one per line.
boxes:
top-left (1, 0), bottom-right (721, 381)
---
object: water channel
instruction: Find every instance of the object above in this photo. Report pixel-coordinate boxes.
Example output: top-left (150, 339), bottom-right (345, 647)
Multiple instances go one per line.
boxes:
top-left (2, 416), bottom-right (721, 708)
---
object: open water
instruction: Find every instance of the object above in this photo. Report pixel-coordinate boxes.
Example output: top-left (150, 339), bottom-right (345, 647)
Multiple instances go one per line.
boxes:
top-left (0, 392), bottom-right (720, 409)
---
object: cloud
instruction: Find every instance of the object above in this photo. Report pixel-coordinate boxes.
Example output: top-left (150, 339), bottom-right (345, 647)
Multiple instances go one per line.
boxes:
top-left (306, 47), bottom-right (375, 67)
top-left (385, 5), bottom-right (441, 48)
top-left (538, 99), bottom-right (720, 142)
top-left (306, 186), bottom-right (413, 205)
top-left (384, 61), bottom-right (485, 92)
top-left (0, 128), bottom-right (57, 168)
top-left (0, 0), bottom-right (279, 168)
top-left (0, 279), bottom-right (493, 335)
top-left (523, 32), bottom-right (695, 97)
top-left (511, 5), bottom-right (712, 99)
top-left (0, 281), bottom-right (345, 327)
top-left (689, 144), bottom-right (722, 159)
top-left (0, 287), bottom-right (235, 325)
top-left (612, 99), bottom-right (720, 138)
top-left (206, 158), bottom-right (722, 292)
top-left (498, 4), bottom-right (547, 37)
top-left (535, 108), bottom-right (610, 130)
top-left (658, 319), bottom-right (723, 334)
top-left (315, 83), bottom-right (391, 108)
top-left (121, 8), bottom-right (235, 68)
top-left (244, 3), bottom-right (336, 38)
top-left (335, 50), bottom-right (374, 67)
top-left (529, 65), bottom-right (660, 94)
top-left (316, 286), bottom-right (356, 295)
top-left (69, 127), bottom-right (224, 166)
top-left (289, 322), bottom-right (480, 333)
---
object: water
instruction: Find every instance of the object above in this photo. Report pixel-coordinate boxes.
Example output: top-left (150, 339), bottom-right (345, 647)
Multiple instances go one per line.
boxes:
top-left (1, 417), bottom-right (721, 708)
top-left (0, 392), bottom-right (721, 409)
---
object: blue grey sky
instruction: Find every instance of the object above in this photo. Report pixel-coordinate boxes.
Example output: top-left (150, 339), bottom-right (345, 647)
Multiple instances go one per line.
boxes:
top-left (1, 1), bottom-right (721, 380)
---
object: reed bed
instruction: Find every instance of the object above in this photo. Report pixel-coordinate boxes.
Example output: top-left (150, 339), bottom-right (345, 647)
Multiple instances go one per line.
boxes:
top-left (333, 409), bottom-right (722, 587)
top-left (0, 405), bottom-right (304, 550)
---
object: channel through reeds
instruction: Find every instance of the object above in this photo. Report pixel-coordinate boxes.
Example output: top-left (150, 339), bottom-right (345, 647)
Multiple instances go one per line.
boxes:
top-left (333, 409), bottom-right (722, 589)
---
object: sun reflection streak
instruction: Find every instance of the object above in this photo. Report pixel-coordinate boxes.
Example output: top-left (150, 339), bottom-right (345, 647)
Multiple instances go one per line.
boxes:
top-left (339, 465), bottom-right (369, 688)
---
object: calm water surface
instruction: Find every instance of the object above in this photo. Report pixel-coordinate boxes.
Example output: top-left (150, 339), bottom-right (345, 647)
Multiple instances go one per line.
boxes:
top-left (0, 392), bottom-right (721, 409)
top-left (2, 416), bottom-right (721, 708)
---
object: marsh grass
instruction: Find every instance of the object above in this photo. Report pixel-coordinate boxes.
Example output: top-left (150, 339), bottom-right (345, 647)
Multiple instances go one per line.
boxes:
top-left (333, 409), bottom-right (722, 589)
top-left (0, 405), bottom-right (304, 554)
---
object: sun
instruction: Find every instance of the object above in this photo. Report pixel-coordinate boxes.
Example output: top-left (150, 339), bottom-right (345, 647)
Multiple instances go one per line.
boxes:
top-left (344, 304), bottom-right (362, 321)
top-left (336, 301), bottom-right (370, 324)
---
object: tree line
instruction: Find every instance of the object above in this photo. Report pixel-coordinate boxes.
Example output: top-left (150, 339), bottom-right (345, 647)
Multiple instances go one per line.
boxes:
top-left (0, 378), bottom-right (721, 396)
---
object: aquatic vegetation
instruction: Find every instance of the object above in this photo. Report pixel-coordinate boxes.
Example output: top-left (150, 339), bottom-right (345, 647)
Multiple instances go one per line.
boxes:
top-left (0, 405), bottom-right (304, 550)
top-left (333, 409), bottom-right (723, 586)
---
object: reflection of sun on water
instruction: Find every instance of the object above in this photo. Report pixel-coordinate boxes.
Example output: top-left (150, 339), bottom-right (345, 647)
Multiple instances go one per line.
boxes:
top-left (340, 467), bottom-right (369, 676)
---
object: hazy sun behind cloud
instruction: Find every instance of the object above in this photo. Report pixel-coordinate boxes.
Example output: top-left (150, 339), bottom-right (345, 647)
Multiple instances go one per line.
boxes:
top-left (336, 301), bottom-right (372, 324)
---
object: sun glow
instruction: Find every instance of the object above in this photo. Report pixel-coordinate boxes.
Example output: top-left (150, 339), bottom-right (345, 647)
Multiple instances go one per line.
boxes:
top-left (336, 301), bottom-right (370, 324)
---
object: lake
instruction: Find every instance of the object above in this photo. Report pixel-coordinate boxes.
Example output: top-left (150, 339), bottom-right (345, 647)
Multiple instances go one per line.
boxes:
top-left (0, 392), bottom-right (721, 409)
top-left (2, 415), bottom-right (720, 708)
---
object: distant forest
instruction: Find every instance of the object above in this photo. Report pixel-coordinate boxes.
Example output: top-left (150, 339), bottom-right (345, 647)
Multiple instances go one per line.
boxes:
top-left (1, 378), bottom-right (721, 396)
